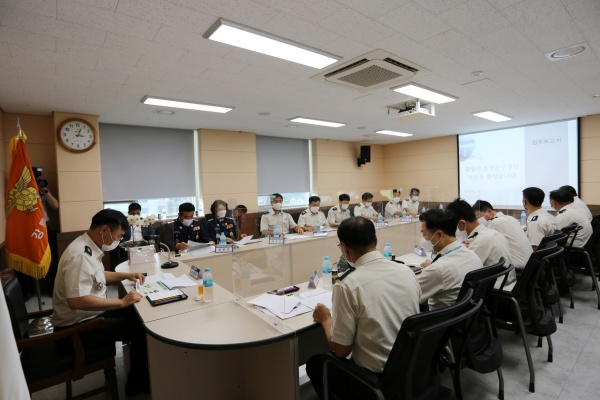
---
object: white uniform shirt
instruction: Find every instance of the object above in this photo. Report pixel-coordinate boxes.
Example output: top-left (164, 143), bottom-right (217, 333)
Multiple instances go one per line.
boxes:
top-left (260, 209), bottom-right (297, 234)
top-left (52, 233), bottom-right (107, 327)
top-left (526, 208), bottom-right (557, 247)
top-left (573, 196), bottom-right (593, 222)
top-left (555, 203), bottom-right (593, 248)
top-left (487, 212), bottom-right (533, 269)
top-left (298, 208), bottom-right (329, 227)
top-left (465, 224), bottom-right (516, 284)
top-left (327, 205), bottom-right (351, 225)
top-left (354, 202), bottom-right (378, 218)
top-left (331, 251), bottom-right (421, 373)
top-left (385, 201), bottom-right (402, 219)
top-left (402, 198), bottom-right (419, 214)
top-left (418, 241), bottom-right (483, 310)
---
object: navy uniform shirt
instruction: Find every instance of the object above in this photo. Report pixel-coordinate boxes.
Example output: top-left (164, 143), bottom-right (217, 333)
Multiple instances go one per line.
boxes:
top-left (206, 217), bottom-right (237, 242)
top-left (173, 219), bottom-right (211, 249)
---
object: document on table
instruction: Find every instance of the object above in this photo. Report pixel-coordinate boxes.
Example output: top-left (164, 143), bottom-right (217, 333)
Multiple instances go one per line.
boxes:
top-left (136, 273), bottom-right (197, 295)
top-left (234, 235), bottom-right (254, 245)
top-left (298, 288), bottom-right (333, 310)
top-left (284, 234), bottom-right (310, 240)
top-left (248, 293), bottom-right (312, 319)
top-left (184, 244), bottom-right (216, 255)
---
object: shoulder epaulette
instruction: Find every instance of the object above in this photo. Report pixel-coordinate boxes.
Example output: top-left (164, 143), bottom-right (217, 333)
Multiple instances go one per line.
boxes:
top-left (84, 245), bottom-right (92, 256)
top-left (467, 232), bottom-right (479, 240)
top-left (301, 210), bottom-right (307, 215)
top-left (337, 267), bottom-right (356, 281)
top-left (559, 209), bottom-right (566, 214)
top-left (531, 215), bottom-right (539, 221)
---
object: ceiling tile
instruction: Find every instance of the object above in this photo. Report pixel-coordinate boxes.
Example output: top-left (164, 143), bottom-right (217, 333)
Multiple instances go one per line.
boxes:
top-left (178, 50), bottom-right (248, 74)
top-left (486, 0), bottom-right (523, 10)
top-left (152, 24), bottom-right (231, 57)
top-left (563, 0), bottom-right (600, 32)
top-left (417, 0), bottom-right (470, 15)
top-left (0, 26), bottom-right (56, 51)
top-left (336, 0), bottom-right (411, 19)
top-left (472, 26), bottom-right (539, 57)
top-left (136, 54), bottom-right (206, 77)
top-left (72, 0), bottom-right (119, 12)
top-left (176, 0), bottom-right (280, 28)
top-left (252, 0), bottom-right (343, 24)
top-left (377, 3), bottom-right (452, 42)
top-left (321, 35), bottom-right (372, 59)
top-left (0, 0), bottom-right (57, 18)
top-left (57, 38), bottom-right (140, 66)
top-left (103, 32), bottom-right (186, 61)
top-left (422, 29), bottom-right (484, 59)
top-left (439, 0), bottom-right (512, 37)
top-left (260, 12), bottom-right (340, 51)
top-left (318, 6), bottom-right (393, 45)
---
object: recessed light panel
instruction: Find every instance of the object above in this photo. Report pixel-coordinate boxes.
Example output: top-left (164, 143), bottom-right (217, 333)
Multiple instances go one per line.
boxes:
top-left (204, 19), bottom-right (340, 69)
top-left (545, 43), bottom-right (586, 61)
top-left (392, 83), bottom-right (457, 104)
top-left (472, 110), bottom-right (512, 122)
top-left (142, 96), bottom-right (233, 113)
top-left (375, 130), bottom-right (413, 137)
top-left (289, 117), bottom-right (345, 128)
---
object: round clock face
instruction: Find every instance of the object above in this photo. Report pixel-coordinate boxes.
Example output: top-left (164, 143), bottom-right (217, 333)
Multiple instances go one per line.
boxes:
top-left (58, 119), bottom-right (96, 152)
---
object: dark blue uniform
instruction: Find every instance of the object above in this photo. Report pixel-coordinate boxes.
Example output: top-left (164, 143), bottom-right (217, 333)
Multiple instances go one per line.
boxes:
top-left (173, 219), bottom-right (211, 250)
top-left (206, 217), bottom-right (237, 242)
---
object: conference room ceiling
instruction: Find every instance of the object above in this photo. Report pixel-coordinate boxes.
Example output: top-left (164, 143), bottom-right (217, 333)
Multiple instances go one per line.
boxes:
top-left (1, 0), bottom-right (599, 144)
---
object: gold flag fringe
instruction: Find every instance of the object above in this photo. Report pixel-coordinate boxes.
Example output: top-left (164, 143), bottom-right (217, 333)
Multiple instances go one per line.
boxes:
top-left (5, 247), bottom-right (51, 279)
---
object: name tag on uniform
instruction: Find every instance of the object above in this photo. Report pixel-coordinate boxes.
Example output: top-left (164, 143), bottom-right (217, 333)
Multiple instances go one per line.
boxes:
top-left (215, 244), bottom-right (234, 253)
top-left (400, 217), bottom-right (413, 222)
top-left (313, 231), bottom-right (328, 237)
top-left (269, 237), bottom-right (285, 245)
top-left (376, 221), bottom-right (389, 227)
top-left (413, 245), bottom-right (427, 257)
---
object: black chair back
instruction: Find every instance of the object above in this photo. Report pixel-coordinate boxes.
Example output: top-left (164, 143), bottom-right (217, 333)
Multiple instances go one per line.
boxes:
top-left (382, 289), bottom-right (481, 399)
top-left (539, 231), bottom-right (567, 249)
top-left (561, 223), bottom-right (581, 250)
top-left (3, 278), bottom-right (29, 340)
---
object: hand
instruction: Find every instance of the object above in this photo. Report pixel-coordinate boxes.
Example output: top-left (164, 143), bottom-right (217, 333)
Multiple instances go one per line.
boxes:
top-left (313, 303), bottom-right (332, 324)
top-left (420, 259), bottom-right (432, 268)
top-left (127, 272), bottom-right (146, 285)
top-left (295, 227), bottom-right (304, 234)
top-left (122, 290), bottom-right (142, 307)
top-left (241, 233), bottom-right (247, 238)
top-left (176, 242), bottom-right (189, 251)
top-left (304, 226), bottom-right (316, 232)
top-left (226, 237), bottom-right (235, 244)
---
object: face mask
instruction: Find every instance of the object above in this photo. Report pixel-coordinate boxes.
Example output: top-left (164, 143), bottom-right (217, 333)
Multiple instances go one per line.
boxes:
top-left (427, 231), bottom-right (441, 251)
top-left (341, 203), bottom-right (349, 210)
top-left (182, 218), bottom-right (193, 227)
top-left (101, 231), bottom-right (119, 252)
top-left (477, 216), bottom-right (487, 225)
top-left (412, 196), bottom-right (419, 202)
top-left (365, 202), bottom-right (372, 207)
top-left (310, 206), bottom-right (320, 214)
top-left (392, 197), bottom-right (400, 203)
top-left (344, 246), bottom-right (355, 268)
top-left (217, 210), bottom-right (227, 218)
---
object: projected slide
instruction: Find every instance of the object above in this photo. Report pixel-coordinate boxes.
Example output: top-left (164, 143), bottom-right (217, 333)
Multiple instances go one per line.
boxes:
top-left (459, 119), bottom-right (578, 209)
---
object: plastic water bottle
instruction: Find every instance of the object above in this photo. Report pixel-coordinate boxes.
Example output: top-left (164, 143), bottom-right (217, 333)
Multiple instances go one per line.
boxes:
top-left (440, 203), bottom-right (444, 210)
top-left (521, 211), bottom-right (527, 226)
top-left (378, 213), bottom-right (383, 222)
top-left (384, 242), bottom-right (393, 261)
top-left (421, 206), bottom-right (426, 214)
top-left (322, 256), bottom-right (332, 288)
top-left (219, 232), bottom-right (226, 245)
top-left (402, 209), bottom-right (407, 217)
top-left (273, 225), bottom-right (280, 237)
top-left (203, 268), bottom-right (214, 302)
top-left (316, 218), bottom-right (321, 232)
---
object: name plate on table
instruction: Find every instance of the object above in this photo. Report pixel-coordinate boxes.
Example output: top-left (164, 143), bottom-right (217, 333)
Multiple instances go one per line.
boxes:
top-left (215, 244), bottom-right (234, 253)
top-left (189, 265), bottom-right (202, 280)
top-left (400, 217), bottom-right (413, 222)
top-left (413, 245), bottom-right (427, 257)
top-left (375, 221), bottom-right (389, 227)
top-left (268, 237), bottom-right (285, 245)
top-left (128, 245), bottom-right (155, 265)
top-left (313, 231), bottom-right (328, 237)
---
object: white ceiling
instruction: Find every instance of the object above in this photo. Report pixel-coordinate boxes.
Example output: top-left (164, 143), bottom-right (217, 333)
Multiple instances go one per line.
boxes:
top-left (1, 0), bottom-right (599, 144)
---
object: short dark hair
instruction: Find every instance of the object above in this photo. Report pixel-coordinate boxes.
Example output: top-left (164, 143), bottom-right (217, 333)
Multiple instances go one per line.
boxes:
top-left (128, 202), bottom-right (141, 213)
top-left (419, 209), bottom-right (458, 237)
top-left (339, 193), bottom-right (350, 202)
top-left (549, 189), bottom-right (574, 204)
top-left (179, 202), bottom-right (195, 214)
top-left (472, 200), bottom-right (494, 213)
top-left (522, 187), bottom-right (545, 207)
top-left (90, 209), bottom-right (128, 231)
top-left (337, 217), bottom-right (377, 252)
top-left (210, 199), bottom-right (228, 215)
top-left (410, 188), bottom-right (420, 195)
top-left (392, 189), bottom-right (400, 194)
top-left (271, 193), bottom-right (283, 201)
top-left (446, 198), bottom-right (476, 223)
top-left (361, 192), bottom-right (373, 201)
top-left (559, 185), bottom-right (577, 197)
top-left (308, 196), bottom-right (321, 204)
top-left (235, 205), bottom-right (247, 213)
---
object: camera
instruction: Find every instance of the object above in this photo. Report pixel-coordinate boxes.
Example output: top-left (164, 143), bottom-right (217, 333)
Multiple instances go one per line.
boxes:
top-left (32, 167), bottom-right (49, 188)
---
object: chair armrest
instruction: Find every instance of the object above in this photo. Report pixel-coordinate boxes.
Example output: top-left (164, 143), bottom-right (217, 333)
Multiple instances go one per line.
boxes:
top-left (322, 353), bottom-right (384, 399)
top-left (16, 317), bottom-right (107, 351)
top-left (27, 308), bottom-right (54, 319)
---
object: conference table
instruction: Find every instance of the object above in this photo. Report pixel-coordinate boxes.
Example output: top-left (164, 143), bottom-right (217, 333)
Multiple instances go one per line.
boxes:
top-left (115, 218), bottom-right (424, 400)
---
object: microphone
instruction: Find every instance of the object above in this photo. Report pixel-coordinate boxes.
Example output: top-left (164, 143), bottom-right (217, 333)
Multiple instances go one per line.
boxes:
top-left (157, 241), bottom-right (178, 269)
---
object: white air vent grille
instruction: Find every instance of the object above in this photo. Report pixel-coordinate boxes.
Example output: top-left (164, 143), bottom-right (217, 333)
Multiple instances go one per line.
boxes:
top-left (312, 49), bottom-right (429, 91)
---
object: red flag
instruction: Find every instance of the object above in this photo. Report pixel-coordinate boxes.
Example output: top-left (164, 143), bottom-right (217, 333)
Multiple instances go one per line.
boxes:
top-left (5, 127), bottom-right (51, 279)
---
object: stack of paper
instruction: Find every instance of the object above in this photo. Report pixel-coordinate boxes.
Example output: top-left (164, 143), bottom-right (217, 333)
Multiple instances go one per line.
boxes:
top-left (298, 288), bottom-right (333, 310)
top-left (248, 293), bottom-right (312, 319)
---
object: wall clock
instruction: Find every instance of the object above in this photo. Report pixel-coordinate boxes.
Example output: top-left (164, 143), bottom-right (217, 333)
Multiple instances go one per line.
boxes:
top-left (57, 118), bottom-right (96, 153)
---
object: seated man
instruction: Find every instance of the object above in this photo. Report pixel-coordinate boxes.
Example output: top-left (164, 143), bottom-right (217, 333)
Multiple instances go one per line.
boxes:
top-left (306, 217), bottom-right (421, 399)
top-left (298, 195), bottom-right (329, 231)
top-left (233, 204), bottom-right (248, 239)
top-left (446, 198), bottom-right (515, 285)
top-left (385, 188), bottom-right (403, 219)
top-left (122, 202), bottom-right (155, 242)
top-left (260, 193), bottom-right (304, 236)
top-left (550, 188), bottom-right (592, 248)
top-left (353, 192), bottom-right (378, 221)
top-left (52, 209), bottom-right (148, 395)
top-left (418, 209), bottom-right (483, 310)
top-left (327, 193), bottom-right (351, 227)
top-left (523, 187), bottom-right (556, 250)
top-left (402, 188), bottom-right (420, 217)
top-left (173, 202), bottom-right (212, 252)
top-left (473, 200), bottom-right (533, 270)
top-left (560, 185), bottom-right (593, 222)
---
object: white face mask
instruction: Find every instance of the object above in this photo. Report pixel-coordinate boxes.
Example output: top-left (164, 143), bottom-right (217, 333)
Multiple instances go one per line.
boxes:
top-left (217, 210), bottom-right (227, 218)
top-left (341, 203), bottom-right (349, 210)
top-left (392, 197), bottom-right (400, 203)
top-left (310, 206), bottom-right (320, 214)
top-left (427, 231), bottom-right (441, 252)
top-left (412, 196), bottom-right (419, 202)
top-left (343, 246), bottom-right (355, 268)
top-left (101, 231), bottom-right (120, 252)
top-left (365, 202), bottom-right (372, 207)
top-left (272, 203), bottom-right (282, 211)
top-left (182, 218), bottom-right (193, 227)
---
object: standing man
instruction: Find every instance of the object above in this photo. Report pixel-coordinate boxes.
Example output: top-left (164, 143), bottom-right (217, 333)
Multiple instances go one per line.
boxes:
top-left (354, 192), bottom-right (378, 221)
top-left (260, 193), bottom-right (304, 236)
top-left (385, 189), bottom-right (403, 219)
top-left (402, 188), bottom-right (421, 217)
top-left (52, 209), bottom-right (149, 396)
top-left (522, 187), bottom-right (557, 250)
top-left (173, 202), bottom-right (212, 252)
top-left (233, 204), bottom-right (248, 239)
top-left (327, 193), bottom-right (351, 227)
top-left (298, 196), bottom-right (329, 231)
top-left (33, 167), bottom-right (59, 293)
top-left (550, 189), bottom-right (592, 248)
top-left (560, 185), bottom-right (593, 222)
top-left (122, 202), bottom-right (155, 242)
top-left (306, 217), bottom-right (421, 399)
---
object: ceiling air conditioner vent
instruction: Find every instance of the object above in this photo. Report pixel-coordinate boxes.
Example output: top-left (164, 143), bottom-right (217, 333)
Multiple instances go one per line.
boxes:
top-left (312, 49), bottom-right (429, 91)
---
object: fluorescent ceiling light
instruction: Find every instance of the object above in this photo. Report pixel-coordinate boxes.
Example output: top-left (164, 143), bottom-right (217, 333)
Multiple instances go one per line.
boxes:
top-left (472, 110), bottom-right (512, 122)
top-left (289, 117), bottom-right (346, 128)
top-left (375, 130), bottom-right (413, 137)
top-left (204, 18), bottom-right (340, 69)
top-left (141, 96), bottom-right (233, 113)
top-left (392, 83), bottom-right (457, 104)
